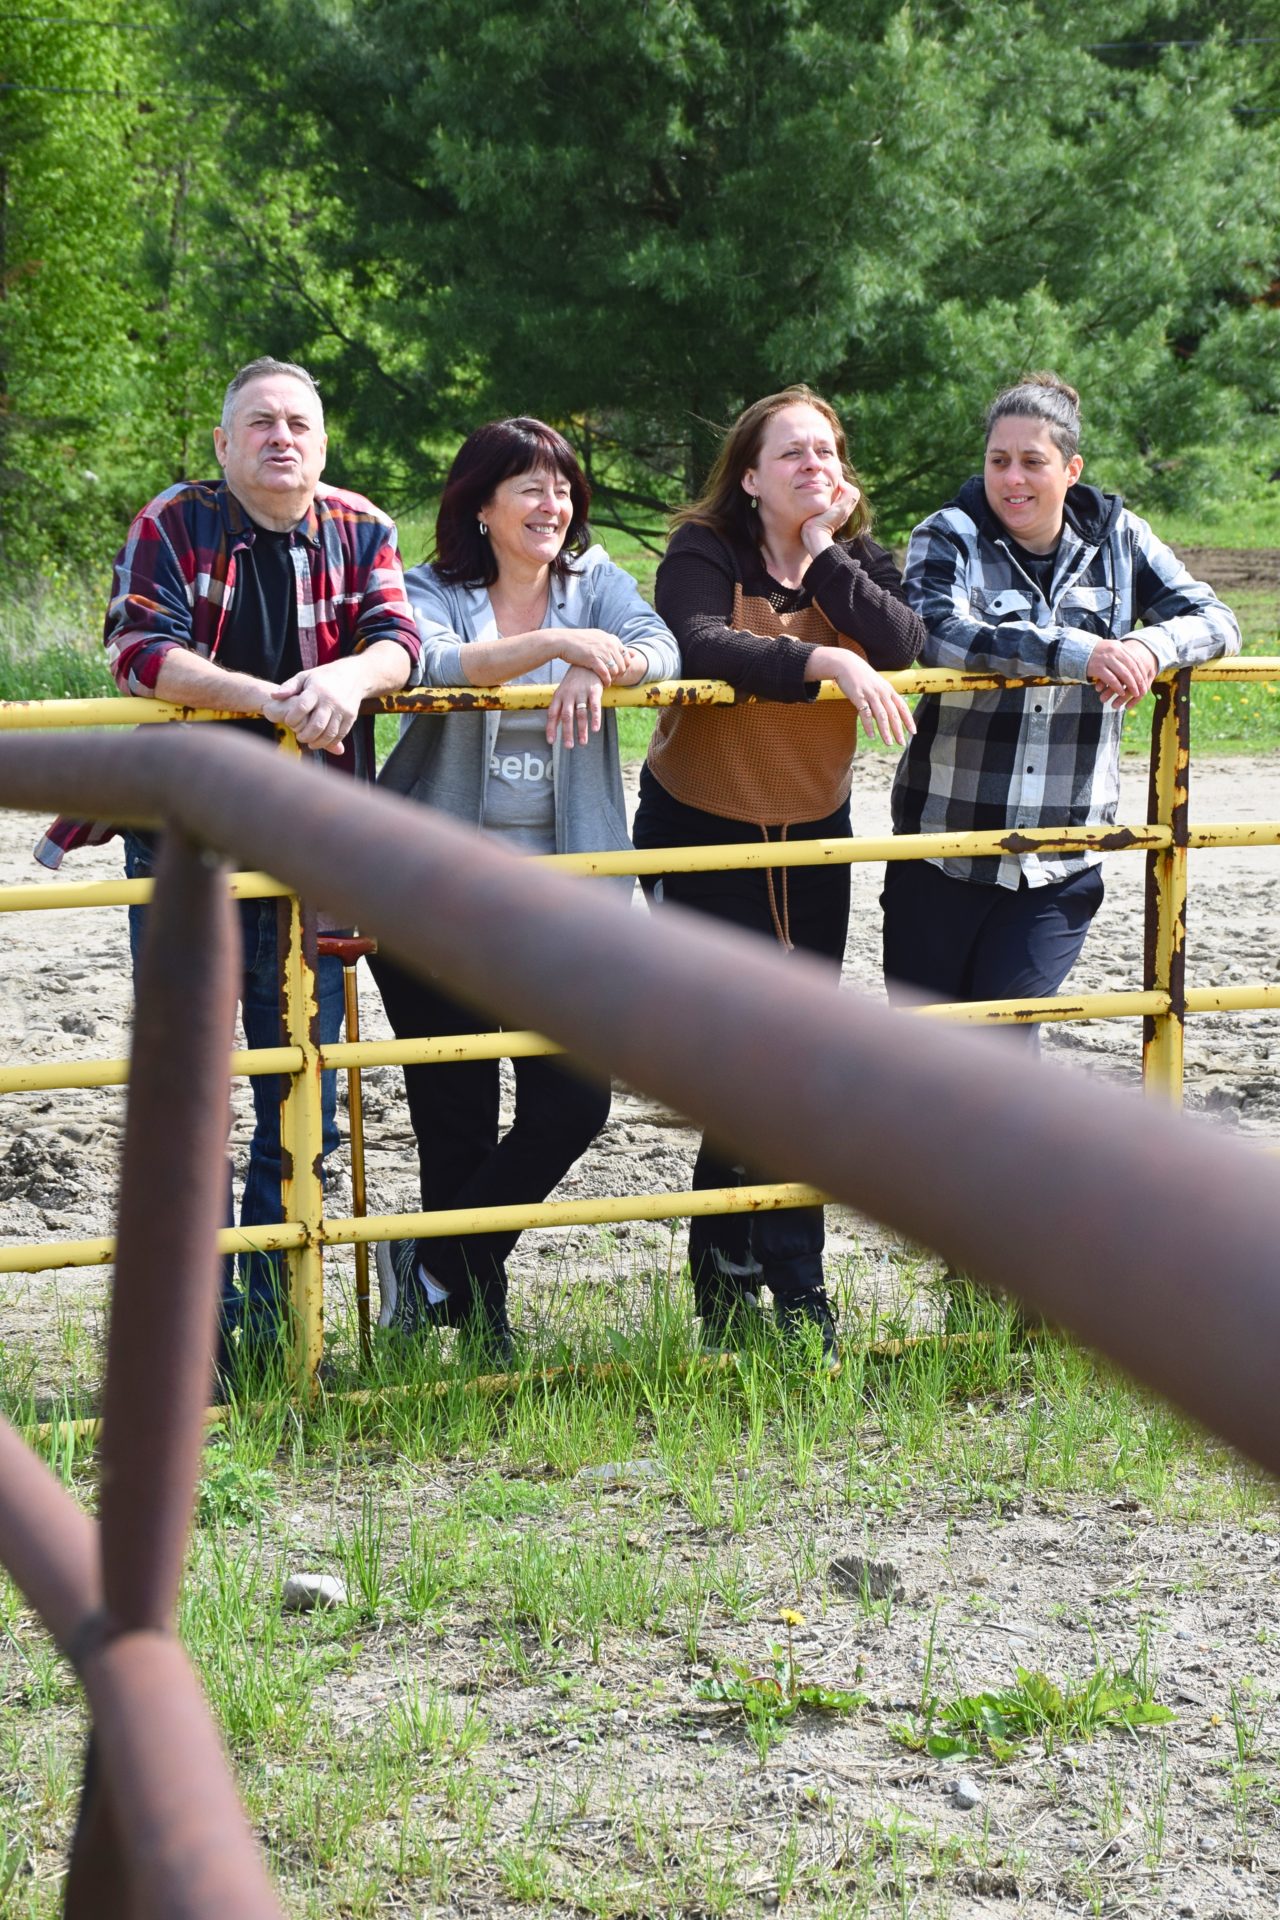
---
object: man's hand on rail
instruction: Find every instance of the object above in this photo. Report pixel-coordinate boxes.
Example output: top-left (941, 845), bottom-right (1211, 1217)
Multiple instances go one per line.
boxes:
top-left (264, 645), bottom-right (411, 754)
top-left (546, 664), bottom-right (606, 749)
top-left (804, 645), bottom-right (916, 747)
top-left (1086, 635), bottom-right (1160, 711)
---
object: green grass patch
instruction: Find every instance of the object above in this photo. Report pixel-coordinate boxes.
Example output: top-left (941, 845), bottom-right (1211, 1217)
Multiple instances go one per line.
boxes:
top-left (0, 583), bottom-right (113, 701)
top-left (2, 1251), bottom-right (1274, 1918)
top-left (1149, 497), bottom-right (1280, 552)
top-left (1183, 586), bottom-right (1280, 755)
top-left (894, 1606), bottom-right (1175, 1763)
top-left (1114, 586), bottom-right (1280, 756)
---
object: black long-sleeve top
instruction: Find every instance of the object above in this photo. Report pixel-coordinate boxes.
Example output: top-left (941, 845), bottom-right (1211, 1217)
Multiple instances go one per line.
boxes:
top-left (654, 521), bottom-right (924, 698)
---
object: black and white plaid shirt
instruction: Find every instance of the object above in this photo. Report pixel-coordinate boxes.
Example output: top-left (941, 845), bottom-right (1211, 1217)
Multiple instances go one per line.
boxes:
top-left (891, 478), bottom-right (1240, 888)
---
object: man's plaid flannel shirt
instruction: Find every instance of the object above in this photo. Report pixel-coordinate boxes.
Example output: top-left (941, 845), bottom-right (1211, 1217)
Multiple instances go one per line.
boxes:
top-left (36, 478), bottom-right (420, 868)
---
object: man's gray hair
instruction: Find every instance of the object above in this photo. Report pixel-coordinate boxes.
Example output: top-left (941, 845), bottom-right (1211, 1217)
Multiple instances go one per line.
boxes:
top-left (221, 358), bottom-right (324, 431)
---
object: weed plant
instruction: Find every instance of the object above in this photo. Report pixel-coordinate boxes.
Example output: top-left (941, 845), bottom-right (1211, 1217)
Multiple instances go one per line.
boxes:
top-left (896, 1653), bottom-right (1175, 1763)
top-left (695, 1609), bottom-right (866, 1766)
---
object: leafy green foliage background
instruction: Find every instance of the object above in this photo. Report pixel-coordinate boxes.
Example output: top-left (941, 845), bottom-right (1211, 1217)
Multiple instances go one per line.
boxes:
top-left (2, 0), bottom-right (1278, 579)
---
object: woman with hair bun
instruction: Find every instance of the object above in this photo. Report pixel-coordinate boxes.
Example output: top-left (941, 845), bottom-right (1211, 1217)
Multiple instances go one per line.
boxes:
top-left (372, 416), bottom-right (680, 1363)
top-left (884, 369), bottom-right (1239, 1035)
top-left (633, 384), bottom-right (925, 1363)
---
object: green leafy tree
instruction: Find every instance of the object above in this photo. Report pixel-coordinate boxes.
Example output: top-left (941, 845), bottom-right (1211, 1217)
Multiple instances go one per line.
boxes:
top-left (179, 0), bottom-right (1280, 537)
top-left (0, 2), bottom-right (233, 581)
top-left (1, 10), bottom-right (135, 573)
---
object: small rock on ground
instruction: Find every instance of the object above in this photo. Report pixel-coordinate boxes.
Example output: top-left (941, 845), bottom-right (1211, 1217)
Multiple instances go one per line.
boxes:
top-left (282, 1571), bottom-right (347, 1612)
top-left (827, 1553), bottom-right (905, 1602)
top-left (574, 1458), bottom-right (667, 1488)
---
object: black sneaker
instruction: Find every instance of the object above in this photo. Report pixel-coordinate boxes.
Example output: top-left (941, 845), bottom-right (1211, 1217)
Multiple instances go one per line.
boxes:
top-left (774, 1287), bottom-right (840, 1368)
top-left (376, 1238), bottom-right (431, 1336)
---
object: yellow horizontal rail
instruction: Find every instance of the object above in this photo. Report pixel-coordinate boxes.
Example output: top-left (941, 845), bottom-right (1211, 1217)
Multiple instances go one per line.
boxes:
top-left (913, 990), bottom-right (1169, 1025)
top-left (320, 1029), bottom-right (557, 1071)
top-left (4, 656), bottom-right (1278, 734)
top-left (0, 871), bottom-right (286, 914)
top-left (0, 698), bottom-right (242, 729)
top-left (3, 823), bottom-right (1278, 912)
top-left (0, 1182), bottom-right (828, 1274)
top-left (389, 671), bottom-right (1069, 706)
top-left (1188, 823), bottom-right (1280, 850)
top-left (1184, 659), bottom-right (1280, 683)
top-left (0, 1044), bottom-right (302, 1096)
top-left (32, 1324), bottom-right (1016, 1445)
top-left (325, 1184), bottom-right (828, 1250)
top-left (0, 828), bottom-right (1176, 915)
top-left (541, 823), bottom-right (1172, 879)
top-left (0, 675), bottom-right (1063, 726)
top-left (11, 972), bottom-right (1280, 1100)
top-left (0, 1031), bottom-right (560, 1095)
top-left (1185, 984), bottom-right (1280, 1013)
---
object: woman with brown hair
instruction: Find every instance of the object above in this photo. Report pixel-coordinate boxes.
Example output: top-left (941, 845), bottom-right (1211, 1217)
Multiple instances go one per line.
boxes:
top-left (633, 385), bottom-right (924, 1361)
top-left (372, 416), bottom-right (680, 1363)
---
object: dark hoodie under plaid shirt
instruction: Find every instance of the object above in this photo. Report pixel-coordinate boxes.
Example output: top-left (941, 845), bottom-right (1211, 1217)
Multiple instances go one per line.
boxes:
top-left (890, 477), bottom-right (1239, 888)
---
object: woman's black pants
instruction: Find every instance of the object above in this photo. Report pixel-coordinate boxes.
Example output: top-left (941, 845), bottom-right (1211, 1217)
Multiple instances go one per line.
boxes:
top-left (632, 764), bottom-right (850, 1319)
top-left (369, 950), bottom-right (612, 1321)
top-left (881, 858), bottom-right (1105, 1050)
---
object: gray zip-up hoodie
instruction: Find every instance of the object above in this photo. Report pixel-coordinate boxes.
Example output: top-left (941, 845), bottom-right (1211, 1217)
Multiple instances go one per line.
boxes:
top-left (379, 545), bottom-right (681, 866)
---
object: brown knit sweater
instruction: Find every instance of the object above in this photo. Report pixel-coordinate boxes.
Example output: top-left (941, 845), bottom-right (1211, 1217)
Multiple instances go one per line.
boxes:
top-left (648, 521), bottom-right (924, 825)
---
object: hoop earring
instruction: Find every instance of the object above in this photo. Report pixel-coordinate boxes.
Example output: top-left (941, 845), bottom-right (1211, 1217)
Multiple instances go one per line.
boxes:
top-left (478, 519), bottom-right (489, 536)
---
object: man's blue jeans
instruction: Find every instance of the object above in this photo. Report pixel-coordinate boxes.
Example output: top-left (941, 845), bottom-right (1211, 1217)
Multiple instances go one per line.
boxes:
top-left (124, 832), bottom-right (344, 1363)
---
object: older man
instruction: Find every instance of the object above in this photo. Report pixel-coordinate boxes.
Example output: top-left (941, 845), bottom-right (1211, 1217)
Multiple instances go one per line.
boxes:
top-left (39, 356), bottom-right (420, 1379)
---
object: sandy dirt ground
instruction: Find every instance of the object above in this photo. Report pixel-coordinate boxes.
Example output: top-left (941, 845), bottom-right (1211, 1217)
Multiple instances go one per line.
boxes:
top-left (1167, 549), bottom-right (1279, 598)
top-left (1, 747), bottom-right (1278, 1371)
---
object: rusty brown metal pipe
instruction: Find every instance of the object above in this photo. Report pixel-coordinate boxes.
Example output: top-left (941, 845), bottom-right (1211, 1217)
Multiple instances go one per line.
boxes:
top-left (2, 728), bottom-right (1279, 1476)
top-left (79, 1631), bottom-right (284, 1919)
top-left (9, 820), bottom-right (280, 1920)
top-left (97, 829), bottom-right (240, 1633)
top-left (0, 1421), bottom-right (125, 1916)
top-left (0, 1418), bottom-right (100, 1656)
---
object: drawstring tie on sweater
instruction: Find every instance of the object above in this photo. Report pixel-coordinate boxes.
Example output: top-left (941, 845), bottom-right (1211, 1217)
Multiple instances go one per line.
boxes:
top-left (761, 822), bottom-right (794, 951)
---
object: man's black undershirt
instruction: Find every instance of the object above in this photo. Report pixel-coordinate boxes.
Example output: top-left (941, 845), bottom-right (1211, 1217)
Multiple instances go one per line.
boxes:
top-left (218, 524), bottom-right (304, 740)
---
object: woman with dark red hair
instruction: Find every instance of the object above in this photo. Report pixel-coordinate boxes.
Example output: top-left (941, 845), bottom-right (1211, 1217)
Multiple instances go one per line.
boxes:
top-left (371, 416), bottom-right (680, 1362)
